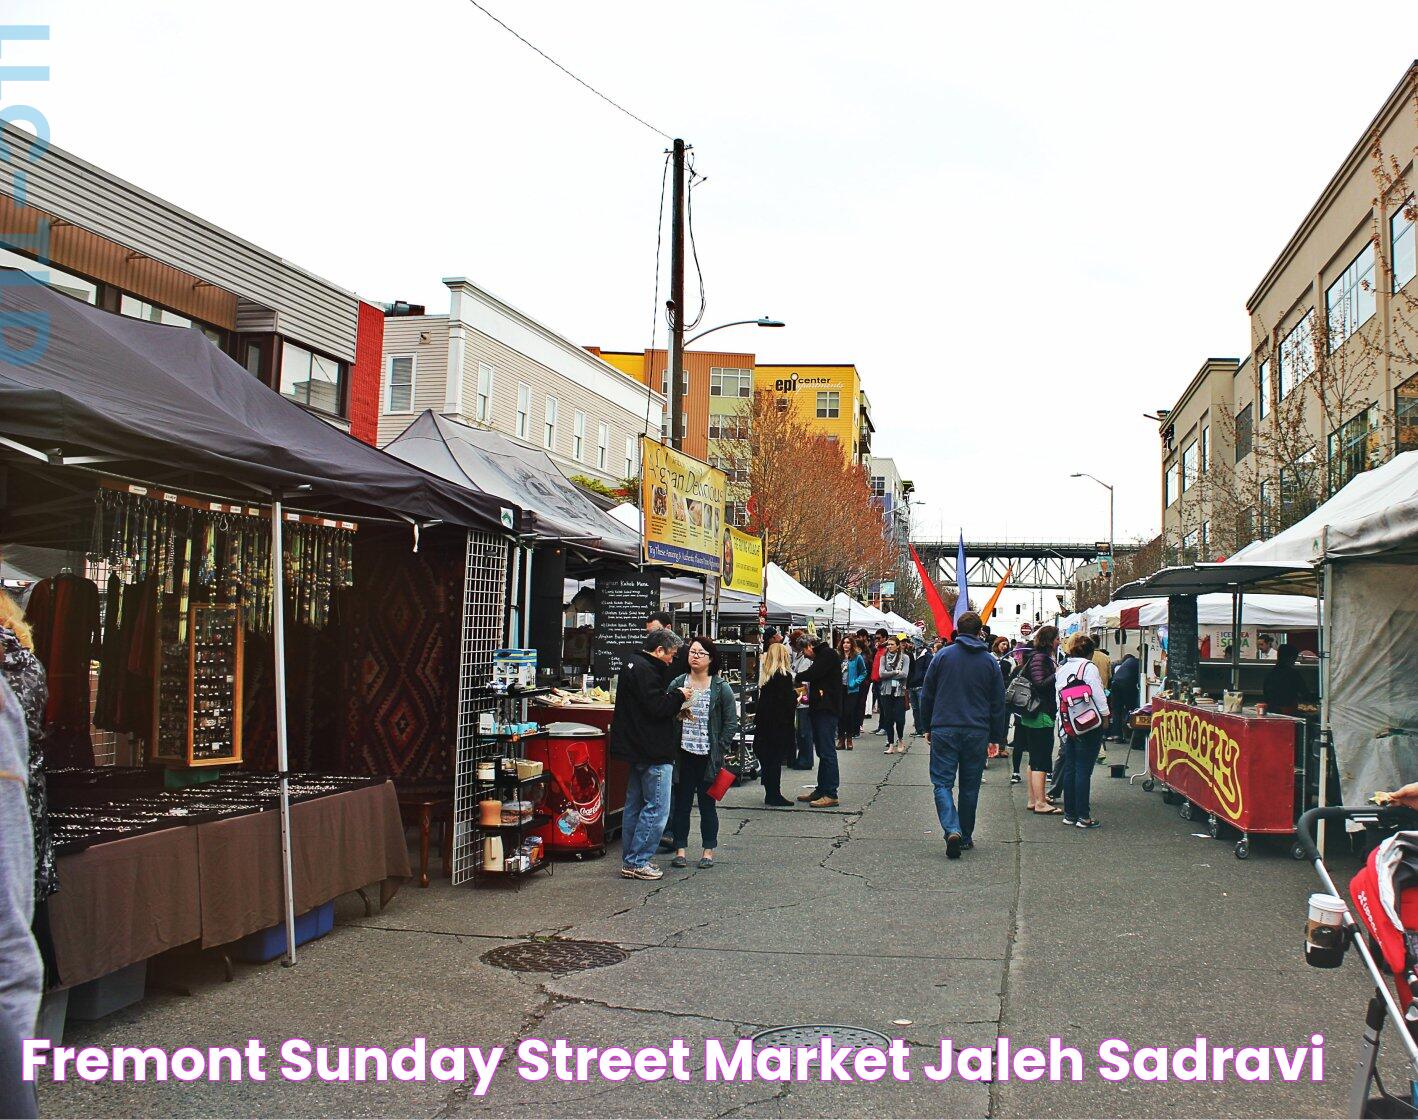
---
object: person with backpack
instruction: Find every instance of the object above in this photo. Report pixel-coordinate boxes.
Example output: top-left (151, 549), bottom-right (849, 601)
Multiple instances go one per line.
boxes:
top-left (1054, 632), bottom-right (1110, 829)
top-left (1005, 625), bottom-right (1060, 812)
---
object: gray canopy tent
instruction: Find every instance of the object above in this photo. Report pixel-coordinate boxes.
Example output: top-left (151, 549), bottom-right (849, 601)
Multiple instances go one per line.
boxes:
top-left (0, 272), bottom-right (523, 961)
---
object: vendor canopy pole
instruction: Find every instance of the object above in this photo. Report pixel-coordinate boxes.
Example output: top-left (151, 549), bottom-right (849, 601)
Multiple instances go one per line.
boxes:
top-left (1230, 591), bottom-right (1243, 693)
top-left (270, 488), bottom-right (298, 967)
top-left (1318, 526), bottom-right (1333, 859)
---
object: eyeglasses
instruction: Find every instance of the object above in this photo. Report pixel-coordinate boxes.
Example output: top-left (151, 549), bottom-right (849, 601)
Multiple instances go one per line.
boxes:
top-left (688, 649), bottom-right (709, 658)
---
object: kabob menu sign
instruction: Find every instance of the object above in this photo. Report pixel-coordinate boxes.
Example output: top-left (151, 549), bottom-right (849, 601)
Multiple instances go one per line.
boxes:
top-left (639, 437), bottom-right (726, 577)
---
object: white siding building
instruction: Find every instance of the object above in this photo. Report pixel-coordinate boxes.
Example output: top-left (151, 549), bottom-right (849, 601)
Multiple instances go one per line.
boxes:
top-left (378, 278), bottom-right (663, 487)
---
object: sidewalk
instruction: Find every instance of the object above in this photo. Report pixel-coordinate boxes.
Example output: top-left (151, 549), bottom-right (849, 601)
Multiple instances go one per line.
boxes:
top-left (40, 735), bottom-right (1389, 1118)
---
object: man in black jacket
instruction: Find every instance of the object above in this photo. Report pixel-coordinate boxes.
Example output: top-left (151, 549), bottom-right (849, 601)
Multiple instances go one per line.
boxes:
top-left (610, 629), bottom-right (691, 880)
top-left (794, 638), bottom-right (843, 807)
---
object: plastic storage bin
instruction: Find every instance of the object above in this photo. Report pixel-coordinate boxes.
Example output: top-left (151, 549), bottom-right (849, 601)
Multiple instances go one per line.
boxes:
top-left (234, 901), bottom-right (334, 963)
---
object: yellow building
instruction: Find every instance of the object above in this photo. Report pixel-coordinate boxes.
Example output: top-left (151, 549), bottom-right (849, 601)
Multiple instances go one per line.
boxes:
top-left (753, 364), bottom-right (873, 466)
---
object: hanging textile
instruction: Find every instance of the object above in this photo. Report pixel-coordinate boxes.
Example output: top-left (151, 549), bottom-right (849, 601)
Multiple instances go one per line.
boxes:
top-left (25, 573), bottom-right (100, 768)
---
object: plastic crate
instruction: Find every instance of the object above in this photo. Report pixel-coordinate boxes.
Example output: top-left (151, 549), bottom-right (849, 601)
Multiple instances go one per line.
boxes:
top-left (67, 960), bottom-right (146, 1020)
top-left (233, 901), bottom-right (334, 963)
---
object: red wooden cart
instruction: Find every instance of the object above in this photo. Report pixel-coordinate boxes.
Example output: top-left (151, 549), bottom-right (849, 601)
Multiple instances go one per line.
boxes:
top-left (1146, 698), bottom-right (1306, 859)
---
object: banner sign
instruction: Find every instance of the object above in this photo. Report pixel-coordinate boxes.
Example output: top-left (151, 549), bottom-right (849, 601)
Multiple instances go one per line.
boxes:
top-left (640, 437), bottom-right (726, 576)
top-left (723, 527), bottom-right (763, 596)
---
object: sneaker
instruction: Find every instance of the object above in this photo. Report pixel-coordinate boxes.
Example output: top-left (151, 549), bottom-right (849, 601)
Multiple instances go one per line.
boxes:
top-left (1061, 816), bottom-right (1077, 826)
top-left (1010, 774), bottom-right (1021, 785)
top-left (1075, 818), bottom-right (1101, 829)
top-left (809, 795), bottom-right (840, 808)
top-left (946, 832), bottom-right (962, 859)
top-left (960, 840), bottom-right (975, 851)
top-left (622, 863), bottom-right (664, 880)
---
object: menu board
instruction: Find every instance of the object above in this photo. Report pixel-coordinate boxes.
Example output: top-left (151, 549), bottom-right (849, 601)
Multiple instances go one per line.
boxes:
top-left (594, 572), bottom-right (661, 676)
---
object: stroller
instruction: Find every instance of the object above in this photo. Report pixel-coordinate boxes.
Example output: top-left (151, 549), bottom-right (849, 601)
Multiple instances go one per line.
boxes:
top-left (1299, 806), bottom-right (1418, 1117)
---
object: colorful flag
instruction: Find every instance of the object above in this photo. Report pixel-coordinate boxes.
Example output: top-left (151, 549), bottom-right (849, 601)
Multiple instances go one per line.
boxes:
top-left (978, 566), bottom-right (1013, 626)
top-left (953, 532), bottom-right (970, 622)
top-left (908, 543), bottom-right (953, 640)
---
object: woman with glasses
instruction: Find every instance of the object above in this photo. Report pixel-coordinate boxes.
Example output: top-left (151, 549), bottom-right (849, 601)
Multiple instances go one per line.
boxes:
top-left (668, 636), bottom-right (738, 869)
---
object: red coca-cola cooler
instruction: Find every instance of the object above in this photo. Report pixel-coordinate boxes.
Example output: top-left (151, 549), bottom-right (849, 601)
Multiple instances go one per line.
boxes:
top-left (524, 722), bottom-right (608, 857)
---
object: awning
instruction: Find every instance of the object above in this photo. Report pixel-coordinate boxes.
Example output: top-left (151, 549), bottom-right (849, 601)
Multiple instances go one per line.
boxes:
top-left (1114, 561), bottom-right (1315, 599)
top-left (0, 270), bottom-right (518, 532)
top-left (1132, 593), bottom-right (1320, 628)
top-left (383, 411), bottom-right (639, 557)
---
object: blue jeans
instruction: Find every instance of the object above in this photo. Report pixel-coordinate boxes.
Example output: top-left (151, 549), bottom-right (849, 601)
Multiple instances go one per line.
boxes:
top-left (621, 762), bottom-right (674, 869)
top-left (910, 687), bottom-right (926, 735)
top-left (1061, 729), bottom-right (1104, 821)
top-left (929, 729), bottom-right (989, 843)
top-left (794, 708), bottom-right (814, 767)
top-left (810, 710), bottom-right (839, 798)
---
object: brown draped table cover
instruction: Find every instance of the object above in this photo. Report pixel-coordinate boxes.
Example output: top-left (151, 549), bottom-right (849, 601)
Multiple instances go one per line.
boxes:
top-left (49, 781), bottom-right (411, 986)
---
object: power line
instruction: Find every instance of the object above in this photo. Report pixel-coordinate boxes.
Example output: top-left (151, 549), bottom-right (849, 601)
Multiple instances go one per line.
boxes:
top-left (462, 0), bottom-right (672, 140)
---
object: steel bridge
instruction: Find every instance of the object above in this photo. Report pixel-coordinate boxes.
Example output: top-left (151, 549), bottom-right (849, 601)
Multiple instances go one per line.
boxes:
top-left (910, 539), bottom-right (1141, 591)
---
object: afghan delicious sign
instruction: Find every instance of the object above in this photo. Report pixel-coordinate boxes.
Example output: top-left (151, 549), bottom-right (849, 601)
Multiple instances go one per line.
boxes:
top-left (640, 437), bottom-right (726, 576)
top-left (723, 527), bottom-right (763, 596)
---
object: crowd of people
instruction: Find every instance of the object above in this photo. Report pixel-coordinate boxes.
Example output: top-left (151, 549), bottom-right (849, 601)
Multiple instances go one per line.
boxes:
top-left (611, 610), bottom-right (1149, 879)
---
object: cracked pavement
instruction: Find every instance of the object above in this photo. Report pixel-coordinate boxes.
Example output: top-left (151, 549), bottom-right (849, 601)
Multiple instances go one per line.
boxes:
top-left (39, 736), bottom-right (1395, 1117)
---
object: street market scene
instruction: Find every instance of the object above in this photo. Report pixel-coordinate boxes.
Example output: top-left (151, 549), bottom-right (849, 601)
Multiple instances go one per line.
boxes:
top-left (0, 5), bottom-right (1417, 1119)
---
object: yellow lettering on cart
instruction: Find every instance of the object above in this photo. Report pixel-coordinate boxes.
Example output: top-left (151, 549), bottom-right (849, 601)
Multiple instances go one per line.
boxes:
top-left (1152, 709), bottom-right (1243, 819)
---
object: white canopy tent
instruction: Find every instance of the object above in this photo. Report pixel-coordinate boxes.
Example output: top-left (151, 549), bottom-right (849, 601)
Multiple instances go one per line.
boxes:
top-left (882, 611), bottom-right (923, 637)
top-left (828, 592), bottom-right (889, 630)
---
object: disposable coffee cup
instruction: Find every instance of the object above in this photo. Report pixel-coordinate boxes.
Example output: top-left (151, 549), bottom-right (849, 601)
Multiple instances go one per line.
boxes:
top-left (1305, 892), bottom-right (1347, 968)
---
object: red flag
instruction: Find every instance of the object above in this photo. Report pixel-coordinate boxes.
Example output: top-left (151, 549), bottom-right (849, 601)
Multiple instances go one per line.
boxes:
top-left (909, 543), bottom-right (953, 640)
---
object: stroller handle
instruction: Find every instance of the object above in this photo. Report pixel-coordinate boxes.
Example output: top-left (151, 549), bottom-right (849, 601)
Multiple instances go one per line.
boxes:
top-left (1296, 805), bottom-right (1403, 864)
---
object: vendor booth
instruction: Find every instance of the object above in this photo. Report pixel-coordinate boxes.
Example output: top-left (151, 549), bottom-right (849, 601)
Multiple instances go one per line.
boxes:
top-left (1116, 449), bottom-right (1418, 857)
top-left (0, 274), bottom-right (524, 1011)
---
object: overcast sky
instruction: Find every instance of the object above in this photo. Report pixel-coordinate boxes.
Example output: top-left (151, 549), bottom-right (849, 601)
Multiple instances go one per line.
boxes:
top-left (12, 1), bottom-right (1416, 554)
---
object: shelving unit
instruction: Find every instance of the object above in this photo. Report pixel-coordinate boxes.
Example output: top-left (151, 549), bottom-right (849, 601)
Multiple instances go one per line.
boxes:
top-left (151, 601), bottom-right (243, 769)
top-left (469, 690), bottom-right (555, 887)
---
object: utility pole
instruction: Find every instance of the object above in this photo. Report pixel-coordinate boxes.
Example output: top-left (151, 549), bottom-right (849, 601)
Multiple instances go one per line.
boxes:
top-left (668, 138), bottom-right (687, 450)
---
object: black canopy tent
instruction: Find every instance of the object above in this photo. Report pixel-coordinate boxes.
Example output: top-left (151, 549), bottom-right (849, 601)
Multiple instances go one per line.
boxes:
top-left (0, 272), bottom-right (525, 961)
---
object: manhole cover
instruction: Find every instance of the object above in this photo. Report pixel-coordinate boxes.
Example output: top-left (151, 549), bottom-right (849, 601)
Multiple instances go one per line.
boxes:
top-left (750, 1025), bottom-right (893, 1049)
top-left (482, 940), bottom-right (629, 973)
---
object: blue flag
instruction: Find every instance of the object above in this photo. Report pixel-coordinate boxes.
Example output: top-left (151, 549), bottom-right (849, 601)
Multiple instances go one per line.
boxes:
top-left (954, 532), bottom-right (970, 622)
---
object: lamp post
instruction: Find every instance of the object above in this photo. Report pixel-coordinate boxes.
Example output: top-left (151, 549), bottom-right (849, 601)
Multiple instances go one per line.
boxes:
top-left (667, 317), bottom-right (785, 449)
top-left (1070, 473), bottom-right (1115, 600)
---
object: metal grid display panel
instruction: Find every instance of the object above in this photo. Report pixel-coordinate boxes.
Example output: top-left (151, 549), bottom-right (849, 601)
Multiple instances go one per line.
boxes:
top-left (453, 531), bottom-right (509, 885)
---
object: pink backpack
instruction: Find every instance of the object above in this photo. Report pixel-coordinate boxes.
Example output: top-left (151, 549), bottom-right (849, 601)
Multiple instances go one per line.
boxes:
top-left (1058, 661), bottom-right (1104, 737)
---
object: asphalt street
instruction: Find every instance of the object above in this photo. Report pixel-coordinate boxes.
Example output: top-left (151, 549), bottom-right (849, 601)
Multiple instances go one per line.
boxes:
top-left (39, 733), bottom-right (1399, 1118)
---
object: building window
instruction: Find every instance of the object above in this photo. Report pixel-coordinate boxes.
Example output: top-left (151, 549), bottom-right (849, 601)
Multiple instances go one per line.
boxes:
top-left (1326, 242), bottom-right (1376, 351)
top-left (120, 293), bottom-right (192, 329)
top-left (709, 367), bottom-right (752, 397)
top-left (1258, 358), bottom-right (1270, 420)
top-left (1279, 446), bottom-right (1318, 526)
top-left (572, 410), bottom-right (586, 461)
top-left (1181, 529), bottom-right (1199, 564)
top-left (0, 246), bottom-right (98, 304)
top-left (1259, 479), bottom-right (1272, 536)
top-left (816, 391), bottom-right (840, 419)
top-left (624, 435), bottom-right (638, 478)
top-left (279, 340), bottom-right (346, 416)
top-left (516, 383), bottom-right (531, 439)
top-left (870, 476), bottom-right (886, 497)
top-left (1277, 311), bottom-right (1315, 401)
top-left (1234, 404), bottom-right (1253, 462)
top-left (1200, 422), bottom-right (1210, 472)
top-left (386, 354), bottom-right (416, 412)
top-left (1236, 506), bottom-right (1257, 549)
top-left (1398, 372), bottom-right (1418, 455)
top-left (726, 501), bottom-right (748, 528)
top-left (543, 396), bottom-right (558, 451)
top-left (597, 422), bottom-right (609, 470)
top-left (1394, 195), bottom-right (1416, 293)
top-left (476, 363), bottom-right (494, 422)
top-left (709, 416), bottom-right (749, 441)
top-left (1200, 521), bottom-right (1210, 557)
top-left (1180, 440), bottom-right (1197, 493)
top-left (1327, 404), bottom-right (1380, 495)
top-left (1164, 459), bottom-right (1180, 507)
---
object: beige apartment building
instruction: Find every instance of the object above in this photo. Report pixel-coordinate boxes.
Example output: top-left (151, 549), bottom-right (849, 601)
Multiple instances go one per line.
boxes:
top-left (377, 279), bottom-right (664, 489)
top-left (1161, 61), bottom-right (1417, 560)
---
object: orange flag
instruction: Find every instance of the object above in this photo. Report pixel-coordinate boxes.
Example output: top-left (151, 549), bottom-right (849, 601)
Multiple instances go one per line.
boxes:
top-left (978, 566), bottom-right (1012, 626)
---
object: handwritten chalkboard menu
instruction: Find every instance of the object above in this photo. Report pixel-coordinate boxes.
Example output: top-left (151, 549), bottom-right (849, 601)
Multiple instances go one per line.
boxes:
top-left (594, 572), bottom-right (661, 676)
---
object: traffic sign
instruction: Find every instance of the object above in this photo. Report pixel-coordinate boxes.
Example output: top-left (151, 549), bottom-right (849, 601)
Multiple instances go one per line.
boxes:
top-left (1020, 622), bottom-right (1033, 637)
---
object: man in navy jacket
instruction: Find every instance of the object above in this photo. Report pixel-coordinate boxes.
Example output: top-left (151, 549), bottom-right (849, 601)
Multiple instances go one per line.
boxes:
top-left (920, 612), bottom-right (1007, 859)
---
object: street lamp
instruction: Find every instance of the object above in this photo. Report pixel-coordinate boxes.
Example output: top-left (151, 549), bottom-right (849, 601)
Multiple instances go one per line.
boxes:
top-left (1070, 473), bottom-right (1115, 600)
top-left (685, 316), bottom-right (785, 348)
